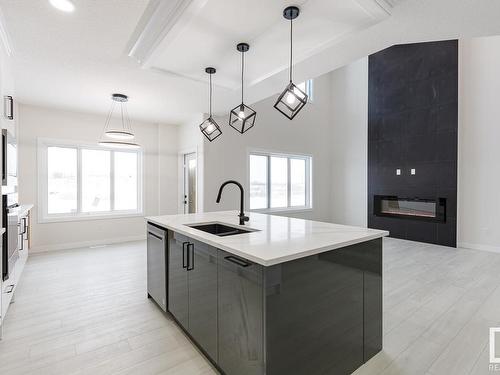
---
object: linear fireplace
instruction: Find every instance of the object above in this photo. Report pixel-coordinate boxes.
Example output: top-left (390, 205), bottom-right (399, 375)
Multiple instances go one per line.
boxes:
top-left (374, 196), bottom-right (446, 223)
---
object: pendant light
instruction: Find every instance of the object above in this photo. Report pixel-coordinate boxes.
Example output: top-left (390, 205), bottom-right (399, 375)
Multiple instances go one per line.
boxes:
top-left (199, 67), bottom-right (222, 142)
top-left (274, 6), bottom-right (308, 120)
top-left (229, 43), bottom-right (256, 133)
top-left (99, 93), bottom-right (140, 149)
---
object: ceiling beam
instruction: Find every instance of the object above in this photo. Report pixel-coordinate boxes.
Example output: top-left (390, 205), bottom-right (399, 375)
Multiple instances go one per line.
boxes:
top-left (126, 0), bottom-right (207, 65)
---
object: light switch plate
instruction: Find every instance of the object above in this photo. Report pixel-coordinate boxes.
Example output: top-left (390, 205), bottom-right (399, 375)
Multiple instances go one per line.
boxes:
top-left (396, 169), bottom-right (401, 176)
top-left (411, 168), bottom-right (416, 175)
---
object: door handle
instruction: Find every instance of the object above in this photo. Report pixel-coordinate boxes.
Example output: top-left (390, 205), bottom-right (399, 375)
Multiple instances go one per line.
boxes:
top-left (182, 242), bottom-right (189, 268)
top-left (187, 243), bottom-right (194, 271)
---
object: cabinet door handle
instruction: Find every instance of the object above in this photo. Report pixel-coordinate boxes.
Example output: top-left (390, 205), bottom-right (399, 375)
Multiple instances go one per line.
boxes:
top-left (21, 217), bottom-right (27, 235)
top-left (182, 242), bottom-right (189, 268)
top-left (187, 243), bottom-right (194, 271)
top-left (224, 255), bottom-right (251, 268)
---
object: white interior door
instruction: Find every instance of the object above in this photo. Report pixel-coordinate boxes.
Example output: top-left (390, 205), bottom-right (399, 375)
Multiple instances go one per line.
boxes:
top-left (183, 153), bottom-right (197, 214)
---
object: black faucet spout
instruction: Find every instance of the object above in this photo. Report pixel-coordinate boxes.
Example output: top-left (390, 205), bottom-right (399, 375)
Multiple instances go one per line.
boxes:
top-left (216, 180), bottom-right (249, 225)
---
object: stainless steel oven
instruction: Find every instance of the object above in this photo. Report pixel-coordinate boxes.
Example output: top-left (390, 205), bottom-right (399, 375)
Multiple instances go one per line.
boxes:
top-left (2, 193), bottom-right (18, 281)
top-left (1, 128), bottom-right (19, 281)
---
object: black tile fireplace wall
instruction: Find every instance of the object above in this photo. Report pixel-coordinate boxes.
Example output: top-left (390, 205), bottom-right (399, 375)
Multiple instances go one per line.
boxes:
top-left (368, 40), bottom-right (458, 247)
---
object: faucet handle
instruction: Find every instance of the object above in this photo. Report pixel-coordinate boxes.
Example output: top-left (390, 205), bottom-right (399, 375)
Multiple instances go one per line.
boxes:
top-left (239, 214), bottom-right (250, 225)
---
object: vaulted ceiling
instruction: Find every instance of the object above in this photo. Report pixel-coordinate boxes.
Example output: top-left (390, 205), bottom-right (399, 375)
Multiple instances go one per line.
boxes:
top-left (0, 0), bottom-right (499, 125)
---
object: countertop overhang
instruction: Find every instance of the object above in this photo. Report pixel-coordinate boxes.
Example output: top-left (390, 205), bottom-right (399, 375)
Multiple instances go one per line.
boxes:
top-left (146, 211), bottom-right (388, 266)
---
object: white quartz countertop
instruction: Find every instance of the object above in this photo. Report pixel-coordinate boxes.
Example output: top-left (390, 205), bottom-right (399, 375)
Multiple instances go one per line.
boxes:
top-left (146, 211), bottom-right (388, 266)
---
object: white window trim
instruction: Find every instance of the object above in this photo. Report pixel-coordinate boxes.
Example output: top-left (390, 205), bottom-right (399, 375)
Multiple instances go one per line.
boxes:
top-left (37, 137), bottom-right (144, 223)
top-left (303, 79), bottom-right (314, 102)
top-left (247, 148), bottom-right (313, 214)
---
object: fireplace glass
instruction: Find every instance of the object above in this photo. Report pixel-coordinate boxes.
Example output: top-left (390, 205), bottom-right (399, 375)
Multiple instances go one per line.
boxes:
top-left (374, 196), bottom-right (446, 222)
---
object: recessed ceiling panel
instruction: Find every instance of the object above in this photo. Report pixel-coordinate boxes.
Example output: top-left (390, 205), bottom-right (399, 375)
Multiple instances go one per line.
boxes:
top-left (148, 0), bottom-right (390, 88)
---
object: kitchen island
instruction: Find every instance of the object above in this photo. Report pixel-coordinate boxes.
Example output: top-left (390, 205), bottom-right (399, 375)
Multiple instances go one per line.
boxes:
top-left (146, 211), bottom-right (388, 375)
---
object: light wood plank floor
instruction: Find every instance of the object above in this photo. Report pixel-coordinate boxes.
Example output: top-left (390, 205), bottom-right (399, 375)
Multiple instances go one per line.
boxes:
top-left (0, 238), bottom-right (499, 375)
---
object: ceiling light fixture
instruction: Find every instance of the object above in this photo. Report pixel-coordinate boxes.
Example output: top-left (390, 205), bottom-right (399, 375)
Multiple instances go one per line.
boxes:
top-left (229, 43), bottom-right (256, 134)
top-left (199, 67), bottom-right (222, 142)
top-left (49, 0), bottom-right (75, 13)
top-left (99, 94), bottom-right (140, 149)
top-left (274, 6), bottom-right (308, 120)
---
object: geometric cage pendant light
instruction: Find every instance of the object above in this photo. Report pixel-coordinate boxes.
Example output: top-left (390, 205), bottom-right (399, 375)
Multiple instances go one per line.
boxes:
top-left (99, 93), bottom-right (140, 149)
top-left (274, 6), bottom-right (308, 120)
top-left (229, 42), bottom-right (256, 133)
top-left (199, 67), bottom-right (222, 142)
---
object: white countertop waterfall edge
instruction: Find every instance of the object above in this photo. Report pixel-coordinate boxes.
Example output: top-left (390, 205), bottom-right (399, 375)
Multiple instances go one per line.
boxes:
top-left (146, 211), bottom-right (388, 266)
top-left (17, 204), bottom-right (34, 217)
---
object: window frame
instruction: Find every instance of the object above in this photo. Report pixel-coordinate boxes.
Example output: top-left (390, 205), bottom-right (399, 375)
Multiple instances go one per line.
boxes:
top-left (297, 79), bottom-right (314, 102)
top-left (37, 137), bottom-right (144, 223)
top-left (247, 149), bottom-right (313, 213)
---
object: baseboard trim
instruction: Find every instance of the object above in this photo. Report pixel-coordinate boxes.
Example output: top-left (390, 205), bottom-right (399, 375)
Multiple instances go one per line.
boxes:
top-left (458, 242), bottom-right (500, 254)
top-left (30, 235), bottom-right (146, 253)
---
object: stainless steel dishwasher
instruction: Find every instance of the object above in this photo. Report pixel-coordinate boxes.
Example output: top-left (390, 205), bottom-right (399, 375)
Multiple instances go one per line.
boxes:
top-left (147, 223), bottom-right (167, 312)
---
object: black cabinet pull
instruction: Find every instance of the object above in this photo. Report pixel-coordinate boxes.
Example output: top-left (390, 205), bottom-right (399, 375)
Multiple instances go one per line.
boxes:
top-left (182, 242), bottom-right (189, 268)
top-left (21, 217), bottom-right (27, 235)
top-left (224, 255), bottom-right (252, 268)
top-left (187, 243), bottom-right (195, 271)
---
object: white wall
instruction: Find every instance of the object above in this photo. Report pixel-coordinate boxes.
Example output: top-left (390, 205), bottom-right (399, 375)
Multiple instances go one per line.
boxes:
top-left (330, 58), bottom-right (368, 227)
top-left (18, 104), bottom-right (178, 252)
top-left (177, 114), bottom-right (205, 213)
top-left (202, 73), bottom-right (333, 222)
top-left (158, 123), bottom-right (178, 215)
top-left (458, 36), bottom-right (500, 252)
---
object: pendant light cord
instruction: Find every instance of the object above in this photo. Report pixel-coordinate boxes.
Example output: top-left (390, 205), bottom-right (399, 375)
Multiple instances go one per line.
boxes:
top-left (120, 103), bottom-right (125, 129)
top-left (241, 50), bottom-right (244, 104)
top-left (209, 72), bottom-right (212, 117)
top-left (102, 100), bottom-right (115, 133)
top-left (289, 17), bottom-right (293, 83)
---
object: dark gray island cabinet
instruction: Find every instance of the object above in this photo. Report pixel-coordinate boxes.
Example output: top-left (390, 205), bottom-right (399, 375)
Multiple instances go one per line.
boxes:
top-left (148, 216), bottom-right (384, 375)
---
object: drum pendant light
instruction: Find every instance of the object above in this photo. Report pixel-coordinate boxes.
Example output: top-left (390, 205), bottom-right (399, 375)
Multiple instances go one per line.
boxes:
top-left (229, 43), bottom-right (256, 133)
top-left (274, 6), bottom-right (308, 120)
top-left (99, 93), bottom-right (140, 149)
top-left (199, 67), bottom-right (222, 142)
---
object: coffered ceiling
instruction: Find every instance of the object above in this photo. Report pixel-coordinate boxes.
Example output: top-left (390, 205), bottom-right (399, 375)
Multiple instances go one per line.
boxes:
top-left (132, 0), bottom-right (394, 89)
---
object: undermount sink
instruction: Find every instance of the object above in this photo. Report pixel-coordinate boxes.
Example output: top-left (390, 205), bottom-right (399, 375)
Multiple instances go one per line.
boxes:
top-left (186, 222), bottom-right (257, 237)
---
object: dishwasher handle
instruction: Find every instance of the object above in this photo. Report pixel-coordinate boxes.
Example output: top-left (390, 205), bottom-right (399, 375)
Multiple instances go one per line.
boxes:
top-left (148, 231), bottom-right (163, 241)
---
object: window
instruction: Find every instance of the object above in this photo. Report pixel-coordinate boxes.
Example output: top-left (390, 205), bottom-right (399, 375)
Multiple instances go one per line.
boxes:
top-left (297, 79), bottom-right (313, 102)
top-left (39, 139), bottom-right (142, 222)
top-left (249, 151), bottom-right (312, 211)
